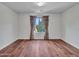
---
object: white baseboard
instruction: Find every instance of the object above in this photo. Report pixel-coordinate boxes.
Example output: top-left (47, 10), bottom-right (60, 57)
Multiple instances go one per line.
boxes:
top-left (62, 39), bottom-right (79, 49)
top-left (0, 39), bottom-right (17, 50)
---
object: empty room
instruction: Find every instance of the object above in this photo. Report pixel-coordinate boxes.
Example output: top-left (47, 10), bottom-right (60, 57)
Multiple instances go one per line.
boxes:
top-left (0, 2), bottom-right (79, 57)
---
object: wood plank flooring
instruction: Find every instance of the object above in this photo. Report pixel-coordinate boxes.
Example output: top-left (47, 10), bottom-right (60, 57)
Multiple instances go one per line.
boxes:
top-left (0, 39), bottom-right (79, 57)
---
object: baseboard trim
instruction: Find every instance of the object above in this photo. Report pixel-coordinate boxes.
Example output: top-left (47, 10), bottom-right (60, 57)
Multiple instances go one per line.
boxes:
top-left (62, 39), bottom-right (79, 50)
top-left (0, 39), bottom-right (17, 50)
top-left (17, 39), bottom-right (62, 40)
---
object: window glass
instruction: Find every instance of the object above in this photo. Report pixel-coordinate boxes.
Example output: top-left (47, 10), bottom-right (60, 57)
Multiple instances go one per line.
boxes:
top-left (34, 16), bottom-right (45, 32)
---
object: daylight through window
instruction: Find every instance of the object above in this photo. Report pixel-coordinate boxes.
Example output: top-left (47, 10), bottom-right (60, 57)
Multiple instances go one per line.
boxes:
top-left (34, 16), bottom-right (45, 32)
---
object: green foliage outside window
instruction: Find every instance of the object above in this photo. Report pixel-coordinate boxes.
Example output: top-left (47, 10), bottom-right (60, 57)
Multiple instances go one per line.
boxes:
top-left (34, 16), bottom-right (45, 32)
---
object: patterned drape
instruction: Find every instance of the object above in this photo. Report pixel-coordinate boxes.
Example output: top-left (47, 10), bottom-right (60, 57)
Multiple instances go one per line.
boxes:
top-left (30, 16), bottom-right (35, 40)
top-left (43, 16), bottom-right (49, 40)
top-left (30, 16), bottom-right (49, 40)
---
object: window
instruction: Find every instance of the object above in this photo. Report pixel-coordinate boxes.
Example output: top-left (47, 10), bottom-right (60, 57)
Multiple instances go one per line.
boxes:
top-left (34, 16), bottom-right (45, 32)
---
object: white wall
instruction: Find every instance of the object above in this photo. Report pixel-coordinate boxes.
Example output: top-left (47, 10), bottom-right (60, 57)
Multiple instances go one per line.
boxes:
top-left (18, 14), bottom-right (63, 39)
top-left (49, 14), bottom-right (63, 39)
top-left (18, 14), bottom-right (30, 39)
top-left (0, 3), bottom-right (18, 49)
top-left (62, 3), bottom-right (79, 49)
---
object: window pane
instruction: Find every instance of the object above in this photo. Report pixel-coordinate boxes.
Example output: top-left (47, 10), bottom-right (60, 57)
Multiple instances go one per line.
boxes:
top-left (34, 16), bottom-right (45, 32)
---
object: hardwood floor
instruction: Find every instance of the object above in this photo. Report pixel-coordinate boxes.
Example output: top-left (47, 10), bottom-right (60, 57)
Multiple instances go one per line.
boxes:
top-left (0, 39), bottom-right (79, 57)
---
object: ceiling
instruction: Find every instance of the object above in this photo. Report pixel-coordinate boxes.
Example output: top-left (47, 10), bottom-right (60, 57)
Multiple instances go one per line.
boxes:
top-left (1, 2), bottom-right (78, 14)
